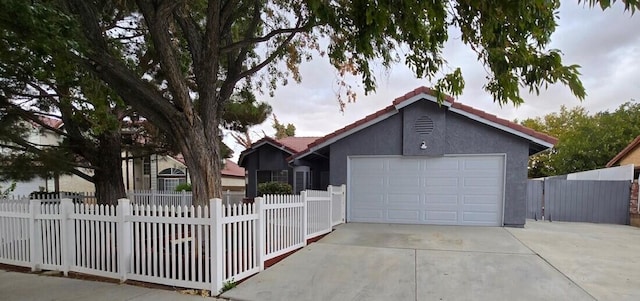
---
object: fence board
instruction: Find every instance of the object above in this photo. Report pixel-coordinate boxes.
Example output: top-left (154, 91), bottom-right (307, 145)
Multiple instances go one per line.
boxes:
top-left (543, 180), bottom-right (630, 224)
top-left (526, 181), bottom-right (544, 220)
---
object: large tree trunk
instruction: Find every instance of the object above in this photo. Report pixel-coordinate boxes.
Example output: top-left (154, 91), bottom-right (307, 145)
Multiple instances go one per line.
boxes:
top-left (174, 121), bottom-right (223, 207)
top-left (92, 132), bottom-right (127, 206)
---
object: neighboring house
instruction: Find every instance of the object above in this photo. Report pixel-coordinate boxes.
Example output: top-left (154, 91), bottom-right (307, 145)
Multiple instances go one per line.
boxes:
top-left (0, 117), bottom-right (95, 195)
top-left (238, 136), bottom-right (321, 196)
top-left (606, 135), bottom-right (640, 178)
top-left (1, 117), bottom-right (245, 194)
top-left (239, 87), bottom-right (556, 227)
top-left (122, 155), bottom-right (245, 192)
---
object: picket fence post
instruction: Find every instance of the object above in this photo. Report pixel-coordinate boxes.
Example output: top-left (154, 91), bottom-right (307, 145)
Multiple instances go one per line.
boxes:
top-left (117, 198), bottom-right (132, 282)
top-left (210, 198), bottom-right (223, 294)
top-left (301, 191), bottom-right (308, 245)
top-left (327, 185), bottom-right (334, 228)
top-left (341, 184), bottom-right (346, 223)
top-left (60, 198), bottom-right (75, 276)
top-left (29, 199), bottom-right (42, 272)
top-left (255, 197), bottom-right (265, 271)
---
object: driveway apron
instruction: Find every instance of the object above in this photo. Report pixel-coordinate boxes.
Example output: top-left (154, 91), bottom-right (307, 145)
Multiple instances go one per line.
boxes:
top-left (222, 223), bottom-right (595, 301)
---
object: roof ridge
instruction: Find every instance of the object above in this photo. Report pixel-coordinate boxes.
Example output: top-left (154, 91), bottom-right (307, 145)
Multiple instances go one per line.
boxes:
top-left (290, 86), bottom-right (557, 161)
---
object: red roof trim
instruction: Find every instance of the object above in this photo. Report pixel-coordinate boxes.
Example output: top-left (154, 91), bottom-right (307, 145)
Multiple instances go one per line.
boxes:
top-left (291, 86), bottom-right (558, 161)
top-left (606, 135), bottom-right (640, 167)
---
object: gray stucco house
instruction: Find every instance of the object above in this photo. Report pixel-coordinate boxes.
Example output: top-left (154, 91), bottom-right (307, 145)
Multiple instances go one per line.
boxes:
top-left (239, 87), bottom-right (556, 227)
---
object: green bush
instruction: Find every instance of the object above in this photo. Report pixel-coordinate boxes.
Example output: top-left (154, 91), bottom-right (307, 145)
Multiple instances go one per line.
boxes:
top-left (257, 181), bottom-right (292, 196)
top-left (175, 182), bottom-right (192, 192)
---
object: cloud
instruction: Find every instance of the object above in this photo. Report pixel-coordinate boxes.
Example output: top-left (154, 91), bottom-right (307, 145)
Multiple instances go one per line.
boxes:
top-left (226, 2), bottom-right (640, 160)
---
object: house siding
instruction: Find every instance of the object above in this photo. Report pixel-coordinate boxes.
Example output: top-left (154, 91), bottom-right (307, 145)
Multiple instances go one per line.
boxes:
top-left (619, 147), bottom-right (640, 167)
top-left (329, 100), bottom-right (530, 227)
top-left (243, 144), bottom-right (293, 198)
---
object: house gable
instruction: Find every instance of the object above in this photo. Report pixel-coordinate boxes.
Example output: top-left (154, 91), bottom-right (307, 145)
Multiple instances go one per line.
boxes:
top-left (607, 135), bottom-right (640, 167)
top-left (292, 87), bottom-right (556, 162)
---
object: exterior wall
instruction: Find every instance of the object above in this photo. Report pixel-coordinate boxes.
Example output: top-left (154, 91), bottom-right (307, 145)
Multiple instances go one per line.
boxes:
top-left (402, 101), bottom-right (446, 156)
top-left (58, 169), bottom-right (95, 193)
top-left (330, 113), bottom-right (403, 184)
top-left (242, 144), bottom-right (292, 198)
top-left (329, 100), bottom-right (531, 227)
top-left (222, 177), bottom-right (245, 191)
top-left (619, 147), bottom-right (640, 166)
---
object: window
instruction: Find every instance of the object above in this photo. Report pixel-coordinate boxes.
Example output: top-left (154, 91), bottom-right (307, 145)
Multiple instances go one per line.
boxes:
top-left (143, 156), bottom-right (151, 175)
top-left (158, 168), bottom-right (186, 191)
top-left (158, 178), bottom-right (186, 191)
top-left (257, 170), bottom-right (288, 184)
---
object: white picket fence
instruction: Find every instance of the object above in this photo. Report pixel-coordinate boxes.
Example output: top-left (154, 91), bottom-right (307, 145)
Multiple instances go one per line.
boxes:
top-left (128, 190), bottom-right (245, 207)
top-left (0, 185), bottom-right (346, 293)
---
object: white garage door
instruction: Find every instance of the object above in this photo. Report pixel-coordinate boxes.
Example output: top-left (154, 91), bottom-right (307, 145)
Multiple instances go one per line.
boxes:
top-left (348, 155), bottom-right (505, 226)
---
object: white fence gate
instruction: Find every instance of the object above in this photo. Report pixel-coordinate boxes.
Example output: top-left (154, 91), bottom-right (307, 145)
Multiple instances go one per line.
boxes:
top-left (0, 185), bottom-right (346, 293)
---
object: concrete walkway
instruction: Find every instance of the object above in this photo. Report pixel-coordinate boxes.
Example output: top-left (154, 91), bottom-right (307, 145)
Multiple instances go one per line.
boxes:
top-left (0, 269), bottom-right (220, 301)
top-left (223, 222), bottom-right (612, 301)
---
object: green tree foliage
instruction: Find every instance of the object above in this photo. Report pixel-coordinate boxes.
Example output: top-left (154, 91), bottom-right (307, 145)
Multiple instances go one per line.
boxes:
top-left (272, 114), bottom-right (295, 139)
top-left (0, 182), bottom-right (16, 197)
top-left (222, 89), bottom-right (272, 149)
top-left (1, 0), bottom-right (636, 205)
top-left (522, 102), bottom-right (640, 177)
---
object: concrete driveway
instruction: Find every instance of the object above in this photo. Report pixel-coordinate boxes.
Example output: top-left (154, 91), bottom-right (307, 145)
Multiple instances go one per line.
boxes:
top-left (223, 221), bottom-right (639, 301)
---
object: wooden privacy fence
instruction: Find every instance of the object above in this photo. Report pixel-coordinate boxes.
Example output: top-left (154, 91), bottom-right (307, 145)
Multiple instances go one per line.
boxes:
top-left (526, 180), bottom-right (630, 224)
top-left (0, 185), bottom-right (346, 293)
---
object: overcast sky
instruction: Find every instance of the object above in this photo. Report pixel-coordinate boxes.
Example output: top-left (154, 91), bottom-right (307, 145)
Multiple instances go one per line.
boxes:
top-left (225, 1), bottom-right (640, 160)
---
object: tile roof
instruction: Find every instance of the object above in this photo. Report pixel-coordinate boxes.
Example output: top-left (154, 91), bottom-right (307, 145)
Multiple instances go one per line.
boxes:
top-left (294, 86), bottom-right (557, 160)
top-left (606, 135), bottom-right (640, 167)
top-left (238, 136), bottom-right (321, 166)
top-left (36, 116), bottom-right (64, 129)
top-left (221, 159), bottom-right (245, 177)
top-left (276, 136), bottom-right (320, 153)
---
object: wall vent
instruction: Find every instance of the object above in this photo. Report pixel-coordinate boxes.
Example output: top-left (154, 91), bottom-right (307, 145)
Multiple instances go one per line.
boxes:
top-left (415, 116), bottom-right (434, 135)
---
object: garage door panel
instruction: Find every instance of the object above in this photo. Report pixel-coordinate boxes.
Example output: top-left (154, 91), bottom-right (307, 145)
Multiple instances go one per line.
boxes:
top-left (425, 195), bottom-right (458, 205)
top-left (426, 159), bottom-right (460, 170)
top-left (351, 160), bottom-right (387, 173)
top-left (463, 177), bottom-right (500, 187)
top-left (351, 176), bottom-right (385, 188)
top-left (351, 194), bottom-right (385, 206)
top-left (349, 156), bottom-right (504, 226)
top-left (426, 177), bottom-right (459, 187)
top-left (463, 212), bottom-right (499, 223)
top-left (425, 211), bottom-right (458, 223)
top-left (463, 157), bottom-right (501, 170)
top-left (389, 159), bottom-right (423, 172)
top-left (389, 176), bottom-right (422, 188)
top-left (388, 210), bottom-right (420, 221)
top-left (387, 194), bottom-right (421, 205)
top-left (351, 208), bottom-right (384, 219)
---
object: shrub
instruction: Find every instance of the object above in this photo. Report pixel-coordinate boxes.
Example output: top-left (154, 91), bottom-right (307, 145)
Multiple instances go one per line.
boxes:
top-left (257, 181), bottom-right (292, 196)
top-left (175, 182), bottom-right (192, 192)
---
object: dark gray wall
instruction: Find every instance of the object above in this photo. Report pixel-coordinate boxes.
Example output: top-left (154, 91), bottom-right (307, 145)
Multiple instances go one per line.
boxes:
top-left (242, 144), bottom-right (292, 198)
top-left (329, 100), bottom-right (532, 227)
top-left (402, 101), bottom-right (446, 156)
top-left (329, 113), bottom-right (403, 184)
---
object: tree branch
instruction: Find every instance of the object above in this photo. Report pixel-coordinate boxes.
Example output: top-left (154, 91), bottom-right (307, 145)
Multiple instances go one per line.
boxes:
top-left (66, 0), bottom-right (179, 134)
top-left (136, 0), bottom-right (195, 124)
top-left (221, 26), bottom-right (309, 54)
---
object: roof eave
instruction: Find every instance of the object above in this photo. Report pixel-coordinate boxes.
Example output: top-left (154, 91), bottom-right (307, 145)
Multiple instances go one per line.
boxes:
top-left (290, 108), bottom-right (399, 162)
